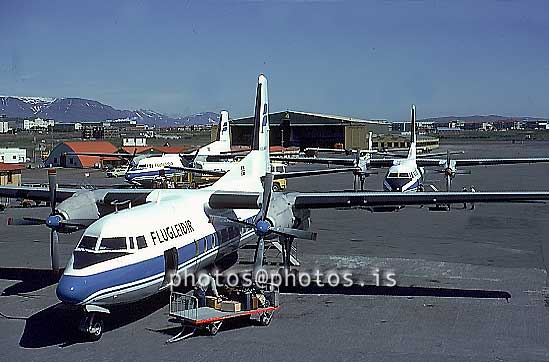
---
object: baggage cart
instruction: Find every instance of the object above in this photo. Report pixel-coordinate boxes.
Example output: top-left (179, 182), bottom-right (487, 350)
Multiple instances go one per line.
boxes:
top-left (166, 290), bottom-right (279, 343)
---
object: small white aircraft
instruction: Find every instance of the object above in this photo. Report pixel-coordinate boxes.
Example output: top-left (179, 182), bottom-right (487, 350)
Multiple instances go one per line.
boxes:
top-left (66, 110), bottom-right (234, 186)
top-left (3, 74), bottom-right (549, 342)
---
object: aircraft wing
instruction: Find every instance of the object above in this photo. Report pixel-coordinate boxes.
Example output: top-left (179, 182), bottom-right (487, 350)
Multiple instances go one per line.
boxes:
top-left (0, 185), bottom-right (153, 204)
top-left (271, 156), bottom-right (396, 168)
top-left (415, 159), bottom-right (447, 167)
top-left (454, 158), bottom-right (549, 166)
top-left (270, 156), bottom-right (354, 166)
top-left (368, 158), bottom-right (399, 168)
top-left (167, 166), bottom-right (226, 176)
top-left (0, 186), bottom-right (78, 202)
top-left (292, 191), bottom-right (549, 209)
top-left (275, 167), bottom-right (358, 179)
top-left (208, 190), bottom-right (549, 210)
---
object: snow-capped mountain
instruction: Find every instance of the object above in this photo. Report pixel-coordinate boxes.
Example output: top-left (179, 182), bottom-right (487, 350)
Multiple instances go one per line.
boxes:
top-left (0, 96), bottom-right (219, 126)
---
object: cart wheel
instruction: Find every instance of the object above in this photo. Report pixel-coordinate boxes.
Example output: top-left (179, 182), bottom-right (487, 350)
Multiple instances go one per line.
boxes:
top-left (260, 311), bottom-right (273, 326)
top-left (207, 321), bottom-right (222, 335)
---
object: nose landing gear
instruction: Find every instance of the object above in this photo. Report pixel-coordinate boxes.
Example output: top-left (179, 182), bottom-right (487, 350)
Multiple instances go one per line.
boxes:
top-left (79, 305), bottom-right (110, 341)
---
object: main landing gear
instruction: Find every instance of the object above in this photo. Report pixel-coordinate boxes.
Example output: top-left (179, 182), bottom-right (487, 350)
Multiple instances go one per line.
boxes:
top-left (79, 305), bottom-right (110, 341)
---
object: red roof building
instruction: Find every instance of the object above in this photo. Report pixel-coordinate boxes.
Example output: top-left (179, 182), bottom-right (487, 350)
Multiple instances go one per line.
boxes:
top-left (45, 141), bottom-right (121, 168)
top-left (0, 163), bottom-right (25, 186)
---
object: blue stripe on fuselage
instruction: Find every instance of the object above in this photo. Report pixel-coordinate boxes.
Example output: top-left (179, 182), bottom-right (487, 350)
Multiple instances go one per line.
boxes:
top-left (57, 219), bottom-right (255, 305)
top-left (125, 168), bottom-right (178, 182)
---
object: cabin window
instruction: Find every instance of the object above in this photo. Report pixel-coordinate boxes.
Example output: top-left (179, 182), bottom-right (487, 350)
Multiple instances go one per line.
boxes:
top-left (99, 237), bottom-right (127, 251)
top-left (388, 172), bottom-right (398, 178)
top-left (128, 237), bottom-right (135, 249)
top-left (136, 236), bottom-right (147, 249)
top-left (203, 237), bottom-right (208, 251)
top-left (78, 236), bottom-right (98, 250)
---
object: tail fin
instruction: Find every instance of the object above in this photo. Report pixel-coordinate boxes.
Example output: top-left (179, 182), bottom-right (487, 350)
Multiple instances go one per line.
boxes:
top-left (219, 110), bottom-right (230, 146)
top-left (407, 104), bottom-right (417, 159)
top-left (211, 74), bottom-right (270, 192)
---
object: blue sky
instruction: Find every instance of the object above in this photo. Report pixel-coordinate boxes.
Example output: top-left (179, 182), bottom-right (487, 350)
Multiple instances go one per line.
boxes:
top-left (1, 0), bottom-right (548, 121)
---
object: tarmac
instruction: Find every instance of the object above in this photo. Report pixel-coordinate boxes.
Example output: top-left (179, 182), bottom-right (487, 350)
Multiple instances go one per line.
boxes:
top-left (1, 140), bottom-right (549, 361)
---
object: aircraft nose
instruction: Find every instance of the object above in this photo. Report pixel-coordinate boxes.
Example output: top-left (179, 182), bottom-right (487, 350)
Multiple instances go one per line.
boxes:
top-left (56, 275), bottom-right (88, 304)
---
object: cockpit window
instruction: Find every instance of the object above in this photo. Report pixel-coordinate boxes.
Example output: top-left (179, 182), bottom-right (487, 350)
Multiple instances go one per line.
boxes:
top-left (136, 236), bottom-right (147, 249)
top-left (388, 172), bottom-right (398, 178)
top-left (78, 236), bottom-right (98, 250)
top-left (99, 237), bottom-right (127, 251)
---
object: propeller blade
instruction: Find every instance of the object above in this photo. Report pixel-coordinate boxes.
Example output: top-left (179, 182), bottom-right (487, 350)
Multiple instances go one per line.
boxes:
top-left (271, 227), bottom-right (317, 240)
top-left (209, 215), bottom-right (255, 228)
top-left (446, 174), bottom-right (451, 192)
top-left (252, 236), bottom-right (265, 280)
top-left (457, 170), bottom-right (472, 175)
top-left (126, 148), bottom-right (137, 172)
top-left (59, 219), bottom-right (96, 228)
top-left (48, 169), bottom-right (57, 214)
top-left (7, 217), bottom-right (46, 226)
top-left (257, 173), bottom-right (273, 222)
top-left (51, 229), bottom-right (60, 275)
top-left (193, 148), bottom-right (200, 160)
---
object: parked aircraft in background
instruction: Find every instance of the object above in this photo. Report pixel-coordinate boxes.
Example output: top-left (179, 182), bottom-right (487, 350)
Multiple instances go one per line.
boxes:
top-left (273, 105), bottom-right (549, 192)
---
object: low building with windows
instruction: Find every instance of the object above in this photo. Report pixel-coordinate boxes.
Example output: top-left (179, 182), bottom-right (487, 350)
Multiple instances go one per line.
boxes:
top-left (0, 148), bottom-right (26, 164)
top-left (0, 163), bottom-right (24, 186)
top-left (373, 134), bottom-right (439, 152)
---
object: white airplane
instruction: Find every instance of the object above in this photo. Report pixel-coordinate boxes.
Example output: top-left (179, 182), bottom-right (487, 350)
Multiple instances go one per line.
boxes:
top-left (274, 105), bottom-right (549, 192)
top-left (125, 110), bottom-right (234, 185)
top-left (4, 74), bottom-right (549, 342)
top-left (66, 110), bottom-right (233, 186)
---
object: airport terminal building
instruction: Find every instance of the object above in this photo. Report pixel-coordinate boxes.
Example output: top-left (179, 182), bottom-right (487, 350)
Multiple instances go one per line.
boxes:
top-left (228, 111), bottom-right (391, 149)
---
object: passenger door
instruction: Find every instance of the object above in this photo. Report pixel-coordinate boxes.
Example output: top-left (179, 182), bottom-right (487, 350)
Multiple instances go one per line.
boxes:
top-left (161, 247), bottom-right (178, 288)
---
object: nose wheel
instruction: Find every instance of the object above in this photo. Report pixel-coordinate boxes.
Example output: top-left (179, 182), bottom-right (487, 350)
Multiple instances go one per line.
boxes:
top-left (80, 313), bottom-right (104, 341)
top-left (79, 312), bottom-right (105, 341)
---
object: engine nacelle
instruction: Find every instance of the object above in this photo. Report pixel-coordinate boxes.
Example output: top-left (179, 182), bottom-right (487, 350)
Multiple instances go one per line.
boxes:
top-left (265, 192), bottom-right (311, 236)
top-left (56, 190), bottom-right (100, 230)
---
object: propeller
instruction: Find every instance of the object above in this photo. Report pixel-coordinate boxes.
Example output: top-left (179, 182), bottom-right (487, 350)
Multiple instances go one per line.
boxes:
top-left (180, 148), bottom-right (201, 168)
top-left (126, 147), bottom-right (138, 173)
top-left (210, 172), bottom-right (317, 280)
top-left (47, 169), bottom-right (60, 274)
top-left (437, 149), bottom-right (471, 191)
top-left (352, 150), bottom-right (377, 191)
top-left (6, 169), bottom-right (73, 276)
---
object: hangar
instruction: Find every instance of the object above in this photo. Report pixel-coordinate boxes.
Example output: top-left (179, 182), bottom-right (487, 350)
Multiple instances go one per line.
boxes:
top-left (228, 111), bottom-right (390, 149)
top-left (45, 141), bottom-right (122, 168)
